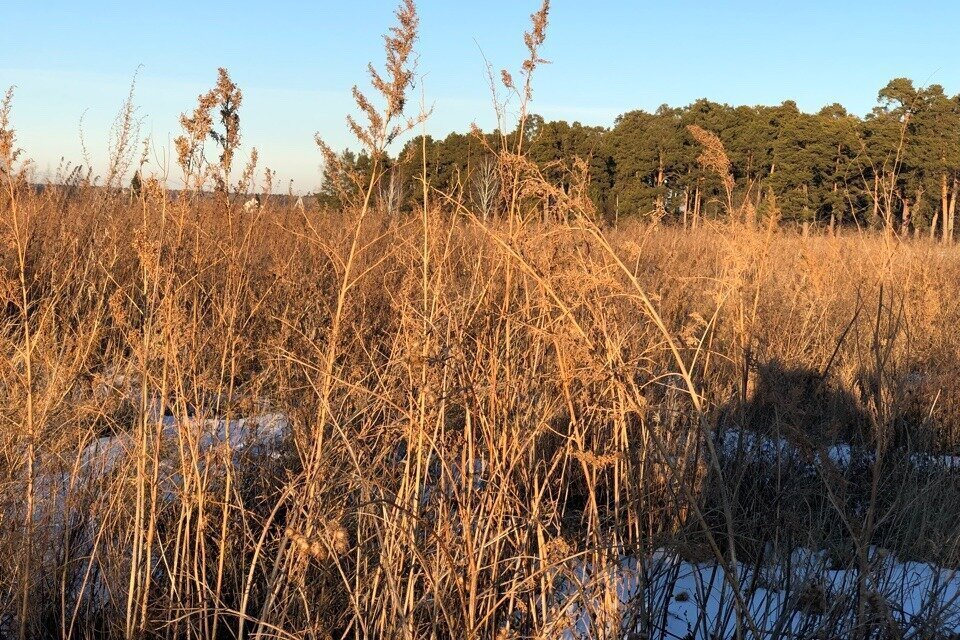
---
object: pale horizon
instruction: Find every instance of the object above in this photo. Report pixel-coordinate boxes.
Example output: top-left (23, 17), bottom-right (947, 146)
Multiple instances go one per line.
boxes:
top-left (5, 0), bottom-right (960, 192)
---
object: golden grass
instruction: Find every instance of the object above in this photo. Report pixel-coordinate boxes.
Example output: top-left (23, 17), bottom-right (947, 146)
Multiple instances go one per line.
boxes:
top-left (3, 2), bottom-right (960, 637)
top-left (0, 184), bottom-right (958, 636)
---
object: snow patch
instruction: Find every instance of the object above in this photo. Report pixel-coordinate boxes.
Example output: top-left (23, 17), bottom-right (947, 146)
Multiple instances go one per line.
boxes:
top-left (558, 548), bottom-right (960, 639)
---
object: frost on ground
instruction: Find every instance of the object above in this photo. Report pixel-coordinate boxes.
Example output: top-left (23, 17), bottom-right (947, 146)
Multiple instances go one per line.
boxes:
top-left (558, 548), bottom-right (960, 639)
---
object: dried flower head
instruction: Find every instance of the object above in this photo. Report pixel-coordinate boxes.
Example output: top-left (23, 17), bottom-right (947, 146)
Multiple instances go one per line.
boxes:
top-left (542, 535), bottom-right (571, 567)
top-left (210, 68), bottom-right (243, 172)
top-left (0, 86), bottom-right (24, 177)
top-left (520, 1), bottom-right (550, 101)
top-left (522, 1), bottom-right (551, 74)
top-left (337, 0), bottom-right (426, 159)
top-left (237, 147), bottom-right (259, 195)
top-left (687, 124), bottom-right (735, 200)
top-left (286, 520), bottom-right (349, 562)
top-left (175, 68), bottom-right (243, 192)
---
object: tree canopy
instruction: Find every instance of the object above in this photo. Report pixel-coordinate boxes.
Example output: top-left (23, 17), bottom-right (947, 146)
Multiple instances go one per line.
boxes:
top-left (320, 77), bottom-right (960, 239)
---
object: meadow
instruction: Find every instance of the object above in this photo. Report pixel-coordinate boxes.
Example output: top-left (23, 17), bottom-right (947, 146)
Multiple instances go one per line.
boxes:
top-left (3, 2), bottom-right (960, 638)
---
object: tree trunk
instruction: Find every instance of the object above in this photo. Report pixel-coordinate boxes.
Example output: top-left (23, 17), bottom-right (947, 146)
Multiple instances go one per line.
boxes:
top-left (872, 174), bottom-right (880, 226)
top-left (655, 156), bottom-right (666, 215)
top-left (948, 177), bottom-right (958, 244)
top-left (693, 185), bottom-right (701, 230)
top-left (941, 172), bottom-right (950, 243)
top-left (901, 195), bottom-right (911, 235)
top-left (914, 185), bottom-right (925, 235)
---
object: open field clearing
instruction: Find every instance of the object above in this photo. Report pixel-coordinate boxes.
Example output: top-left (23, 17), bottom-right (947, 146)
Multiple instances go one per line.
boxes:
top-left (2, 187), bottom-right (960, 637)
top-left (5, 1), bottom-right (960, 638)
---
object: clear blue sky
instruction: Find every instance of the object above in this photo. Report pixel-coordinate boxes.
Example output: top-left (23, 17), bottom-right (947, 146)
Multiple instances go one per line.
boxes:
top-left (3, 0), bottom-right (959, 192)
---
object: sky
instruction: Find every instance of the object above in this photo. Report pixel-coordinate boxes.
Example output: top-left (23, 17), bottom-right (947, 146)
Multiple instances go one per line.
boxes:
top-left (4, 0), bottom-right (960, 193)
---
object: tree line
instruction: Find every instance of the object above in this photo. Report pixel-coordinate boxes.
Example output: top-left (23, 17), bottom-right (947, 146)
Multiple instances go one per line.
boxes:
top-left (319, 78), bottom-right (960, 240)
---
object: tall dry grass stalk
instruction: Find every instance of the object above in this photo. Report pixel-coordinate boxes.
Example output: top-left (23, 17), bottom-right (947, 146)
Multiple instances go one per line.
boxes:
top-left (2, 3), bottom-right (960, 639)
top-left (687, 124), bottom-right (735, 219)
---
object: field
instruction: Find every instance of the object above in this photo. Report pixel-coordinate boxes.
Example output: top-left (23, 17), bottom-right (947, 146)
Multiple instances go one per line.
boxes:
top-left (4, 2), bottom-right (960, 639)
top-left (1, 184), bottom-right (960, 637)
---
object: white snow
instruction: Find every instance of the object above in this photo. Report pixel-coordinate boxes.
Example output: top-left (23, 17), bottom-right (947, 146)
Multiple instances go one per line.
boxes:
top-left (10, 410), bottom-right (291, 615)
top-left (548, 429), bottom-right (960, 638)
top-left (558, 548), bottom-right (960, 639)
top-left (719, 428), bottom-right (960, 473)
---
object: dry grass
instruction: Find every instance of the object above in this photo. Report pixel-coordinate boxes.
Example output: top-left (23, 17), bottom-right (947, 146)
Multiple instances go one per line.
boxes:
top-left (1, 183), bottom-right (959, 638)
top-left (3, 2), bottom-right (960, 638)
